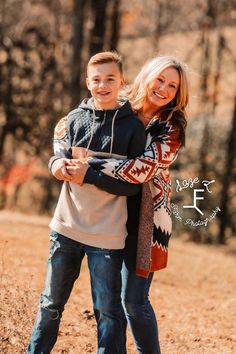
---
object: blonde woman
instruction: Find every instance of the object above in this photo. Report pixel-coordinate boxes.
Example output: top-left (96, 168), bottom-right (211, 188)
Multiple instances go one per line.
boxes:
top-left (65, 55), bottom-right (189, 354)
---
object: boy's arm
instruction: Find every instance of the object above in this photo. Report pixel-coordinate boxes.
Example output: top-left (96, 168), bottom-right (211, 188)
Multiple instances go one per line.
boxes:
top-left (83, 121), bottom-right (146, 195)
top-left (49, 116), bottom-right (146, 196)
top-left (85, 121), bottom-right (181, 184)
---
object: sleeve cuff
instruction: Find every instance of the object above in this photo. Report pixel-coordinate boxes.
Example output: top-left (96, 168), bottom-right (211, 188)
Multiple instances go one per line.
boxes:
top-left (83, 166), bottom-right (98, 184)
top-left (48, 156), bottom-right (62, 171)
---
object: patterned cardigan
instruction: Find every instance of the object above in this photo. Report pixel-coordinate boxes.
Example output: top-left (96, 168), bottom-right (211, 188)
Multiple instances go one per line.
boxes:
top-left (87, 117), bottom-right (182, 277)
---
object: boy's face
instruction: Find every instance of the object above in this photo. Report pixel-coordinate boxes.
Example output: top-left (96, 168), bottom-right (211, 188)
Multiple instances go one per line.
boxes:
top-left (86, 62), bottom-right (124, 110)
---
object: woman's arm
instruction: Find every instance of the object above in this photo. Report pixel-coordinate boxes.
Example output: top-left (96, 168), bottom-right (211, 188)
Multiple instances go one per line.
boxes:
top-left (48, 116), bottom-right (73, 181)
top-left (48, 115), bottom-right (146, 196)
top-left (48, 116), bottom-right (73, 171)
top-left (84, 167), bottom-right (141, 196)
top-left (84, 120), bottom-right (181, 184)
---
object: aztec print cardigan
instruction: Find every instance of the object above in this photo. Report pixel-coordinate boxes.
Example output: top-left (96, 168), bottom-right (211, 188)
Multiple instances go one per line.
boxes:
top-left (86, 117), bottom-right (182, 277)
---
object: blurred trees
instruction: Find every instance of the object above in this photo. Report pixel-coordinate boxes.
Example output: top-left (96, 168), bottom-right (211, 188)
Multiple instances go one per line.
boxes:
top-left (71, 0), bottom-right (87, 107)
top-left (0, 27), bottom-right (59, 157)
top-left (188, 0), bottom-right (236, 244)
top-left (0, 0), bottom-right (235, 243)
top-left (71, 0), bottom-right (121, 107)
top-left (0, 0), bottom-right (122, 211)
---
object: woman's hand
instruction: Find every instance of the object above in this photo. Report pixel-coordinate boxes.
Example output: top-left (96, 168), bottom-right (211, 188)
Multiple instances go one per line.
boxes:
top-left (66, 160), bottom-right (89, 185)
top-left (51, 158), bottom-right (72, 181)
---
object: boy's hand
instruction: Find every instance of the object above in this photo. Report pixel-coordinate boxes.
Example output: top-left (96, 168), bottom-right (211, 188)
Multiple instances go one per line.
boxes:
top-left (51, 158), bottom-right (72, 181)
top-left (68, 157), bottom-right (92, 165)
top-left (66, 162), bottom-right (89, 185)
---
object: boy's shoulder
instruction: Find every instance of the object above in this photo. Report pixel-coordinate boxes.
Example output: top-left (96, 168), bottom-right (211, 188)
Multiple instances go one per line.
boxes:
top-left (54, 116), bottom-right (68, 140)
top-left (67, 98), bottom-right (93, 122)
top-left (67, 107), bottom-right (84, 120)
top-left (128, 113), bottom-right (143, 126)
top-left (125, 111), bottom-right (145, 133)
top-left (119, 100), bottom-right (144, 129)
top-left (126, 115), bottom-right (145, 137)
top-left (67, 108), bottom-right (89, 129)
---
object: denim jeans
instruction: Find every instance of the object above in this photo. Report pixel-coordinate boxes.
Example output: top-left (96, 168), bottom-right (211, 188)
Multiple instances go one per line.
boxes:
top-left (27, 231), bottom-right (126, 354)
top-left (121, 233), bottom-right (161, 354)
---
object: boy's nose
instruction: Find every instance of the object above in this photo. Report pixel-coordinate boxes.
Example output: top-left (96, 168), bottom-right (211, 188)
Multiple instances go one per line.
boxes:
top-left (99, 81), bottom-right (107, 87)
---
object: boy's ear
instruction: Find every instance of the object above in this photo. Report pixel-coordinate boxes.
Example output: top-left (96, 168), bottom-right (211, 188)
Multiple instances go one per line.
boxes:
top-left (86, 78), bottom-right (90, 90)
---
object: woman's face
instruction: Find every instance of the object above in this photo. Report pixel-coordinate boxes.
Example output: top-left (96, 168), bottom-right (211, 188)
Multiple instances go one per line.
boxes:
top-left (146, 67), bottom-right (180, 110)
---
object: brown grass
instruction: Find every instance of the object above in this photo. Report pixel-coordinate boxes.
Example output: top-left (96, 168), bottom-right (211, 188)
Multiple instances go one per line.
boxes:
top-left (0, 211), bottom-right (235, 354)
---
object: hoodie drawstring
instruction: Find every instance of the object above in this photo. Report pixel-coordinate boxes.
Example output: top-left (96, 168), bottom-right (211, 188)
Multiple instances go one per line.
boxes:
top-left (109, 109), bottom-right (119, 157)
top-left (85, 109), bottom-right (96, 155)
top-left (86, 109), bottom-right (119, 158)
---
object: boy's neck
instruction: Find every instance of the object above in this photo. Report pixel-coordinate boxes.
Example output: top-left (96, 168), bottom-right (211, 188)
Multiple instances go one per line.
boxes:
top-left (93, 99), bottom-right (120, 111)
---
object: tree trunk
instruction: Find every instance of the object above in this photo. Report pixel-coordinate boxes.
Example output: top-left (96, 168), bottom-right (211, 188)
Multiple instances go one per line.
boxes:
top-left (153, 0), bottom-right (163, 51)
top-left (70, 0), bottom-right (87, 109)
top-left (212, 30), bottom-right (225, 115)
top-left (0, 38), bottom-right (14, 158)
top-left (197, 25), bottom-right (211, 221)
top-left (89, 0), bottom-right (109, 56)
top-left (218, 96), bottom-right (236, 244)
top-left (109, 0), bottom-right (121, 51)
top-left (194, 2), bottom-right (213, 243)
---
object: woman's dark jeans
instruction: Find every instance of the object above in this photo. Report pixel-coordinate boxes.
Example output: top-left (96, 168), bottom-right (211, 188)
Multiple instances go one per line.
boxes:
top-left (121, 234), bottom-right (161, 354)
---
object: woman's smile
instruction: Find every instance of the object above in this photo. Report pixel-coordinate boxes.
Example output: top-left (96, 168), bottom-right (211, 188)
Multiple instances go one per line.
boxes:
top-left (153, 91), bottom-right (166, 99)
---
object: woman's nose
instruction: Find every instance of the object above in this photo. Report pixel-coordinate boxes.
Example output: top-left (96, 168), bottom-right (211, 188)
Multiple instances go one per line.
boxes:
top-left (158, 82), bottom-right (166, 92)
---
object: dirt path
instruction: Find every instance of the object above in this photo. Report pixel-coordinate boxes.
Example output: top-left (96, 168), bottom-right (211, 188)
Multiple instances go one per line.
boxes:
top-left (0, 211), bottom-right (235, 354)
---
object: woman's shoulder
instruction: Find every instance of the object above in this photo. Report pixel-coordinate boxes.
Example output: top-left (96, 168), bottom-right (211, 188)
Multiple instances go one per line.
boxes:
top-left (147, 117), bottom-right (179, 134)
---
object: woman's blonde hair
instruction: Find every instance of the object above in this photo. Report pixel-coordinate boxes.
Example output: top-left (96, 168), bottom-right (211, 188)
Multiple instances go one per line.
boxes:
top-left (126, 55), bottom-right (189, 145)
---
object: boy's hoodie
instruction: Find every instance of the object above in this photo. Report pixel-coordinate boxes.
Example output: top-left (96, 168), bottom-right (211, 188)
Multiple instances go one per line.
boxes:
top-left (49, 98), bottom-right (146, 249)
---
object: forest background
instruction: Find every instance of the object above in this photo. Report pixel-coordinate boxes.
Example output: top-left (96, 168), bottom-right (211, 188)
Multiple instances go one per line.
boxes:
top-left (0, 1), bottom-right (236, 353)
top-left (1, 0), bottom-right (236, 245)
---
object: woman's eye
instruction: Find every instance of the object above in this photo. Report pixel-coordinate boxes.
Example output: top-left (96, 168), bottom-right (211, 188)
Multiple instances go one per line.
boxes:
top-left (157, 78), bottom-right (163, 83)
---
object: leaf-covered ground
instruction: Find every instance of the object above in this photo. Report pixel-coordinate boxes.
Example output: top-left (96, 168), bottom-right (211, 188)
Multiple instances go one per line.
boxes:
top-left (0, 211), bottom-right (235, 354)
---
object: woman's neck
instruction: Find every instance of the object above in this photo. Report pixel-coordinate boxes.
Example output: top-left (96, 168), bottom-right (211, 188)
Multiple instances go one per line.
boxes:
top-left (138, 106), bottom-right (160, 127)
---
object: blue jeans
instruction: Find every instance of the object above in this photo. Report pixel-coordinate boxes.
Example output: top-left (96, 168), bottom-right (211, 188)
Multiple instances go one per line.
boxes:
top-left (27, 231), bottom-right (126, 354)
top-left (121, 233), bottom-right (161, 354)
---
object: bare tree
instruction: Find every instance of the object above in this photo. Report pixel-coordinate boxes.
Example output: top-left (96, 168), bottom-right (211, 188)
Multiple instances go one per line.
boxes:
top-left (89, 0), bottom-right (109, 56)
top-left (218, 97), bottom-right (236, 244)
top-left (70, 0), bottom-right (88, 108)
top-left (192, 0), bottom-right (230, 243)
top-left (109, 0), bottom-right (121, 51)
top-left (152, 0), bottom-right (179, 50)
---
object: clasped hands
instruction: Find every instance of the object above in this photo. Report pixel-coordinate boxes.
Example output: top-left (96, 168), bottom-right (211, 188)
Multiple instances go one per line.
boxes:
top-left (51, 158), bottom-right (89, 185)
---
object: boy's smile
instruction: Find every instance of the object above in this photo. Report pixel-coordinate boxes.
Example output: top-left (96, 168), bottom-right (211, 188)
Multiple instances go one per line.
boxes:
top-left (86, 62), bottom-right (124, 110)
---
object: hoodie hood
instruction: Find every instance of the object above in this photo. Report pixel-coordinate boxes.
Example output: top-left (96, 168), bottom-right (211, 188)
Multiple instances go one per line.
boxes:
top-left (78, 97), bottom-right (134, 122)
top-left (66, 97), bottom-right (141, 159)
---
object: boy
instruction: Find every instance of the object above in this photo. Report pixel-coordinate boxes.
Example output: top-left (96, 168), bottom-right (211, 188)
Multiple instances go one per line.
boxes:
top-left (27, 52), bottom-right (146, 353)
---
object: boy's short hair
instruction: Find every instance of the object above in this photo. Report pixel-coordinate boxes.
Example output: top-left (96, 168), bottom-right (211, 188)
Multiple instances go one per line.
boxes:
top-left (87, 51), bottom-right (123, 75)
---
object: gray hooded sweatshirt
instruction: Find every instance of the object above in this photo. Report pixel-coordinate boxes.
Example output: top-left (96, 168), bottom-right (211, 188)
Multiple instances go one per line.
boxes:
top-left (49, 98), bottom-right (146, 249)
